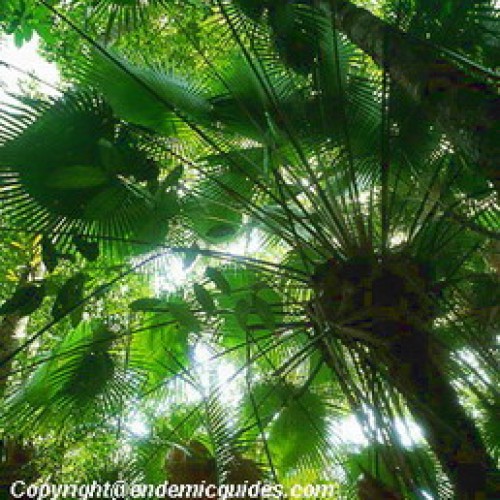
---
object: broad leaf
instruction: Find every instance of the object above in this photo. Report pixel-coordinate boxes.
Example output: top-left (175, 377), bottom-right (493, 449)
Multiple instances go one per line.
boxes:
top-left (193, 284), bottom-right (216, 314)
top-left (0, 284), bottom-right (46, 316)
top-left (51, 273), bottom-right (87, 326)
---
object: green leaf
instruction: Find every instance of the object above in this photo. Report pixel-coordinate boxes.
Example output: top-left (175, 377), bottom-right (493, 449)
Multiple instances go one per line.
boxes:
top-left (156, 191), bottom-right (181, 219)
top-left (91, 324), bottom-right (117, 352)
top-left (83, 52), bottom-right (212, 135)
top-left (164, 165), bottom-right (184, 187)
top-left (0, 284), bottom-right (46, 316)
top-left (129, 298), bottom-right (166, 312)
top-left (345, 445), bottom-right (435, 493)
top-left (14, 30), bottom-right (25, 48)
top-left (132, 212), bottom-right (169, 247)
top-left (183, 244), bottom-right (199, 269)
top-left (36, 23), bottom-right (55, 44)
top-left (205, 267), bottom-right (231, 295)
top-left (265, 385), bottom-right (327, 471)
top-left (168, 302), bottom-right (201, 333)
top-left (210, 268), bottom-right (283, 348)
top-left (187, 207), bottom-right (241, 242)
top-left (183, 171), bottom-right (250, 244)
top-left (65, 351), bottom-right (115, 398)
top-left (233, 0), bottom-right (267, 20)
top-left (235, 298), bottom-right (251, 330)
top-left (241, 381), bottom-right (328, 471)
top-left (193, 284), bottom-right (216, 314)
top-left (242, 382), bottom-right (284, 427)
top-left (23, 322), bottom-right (117, 411)
top-left (51, 273), bottom-right (87, 325)
top-left (129, 313), bottom-right (189, 389)
top-left (483, 402), bottom-right (500, 458)
top-left (206, 223), bottom-right (239, 240)
top-left (45, 166), bottom-right (109, 189)
top-left (253, 295), bottom-right (276, 330)
top-left (82, 187), bottom-right (128, 220)
top-left (73, 235), bottom-right (100, 262)
top-left (42, 235), bottom-right (59, 273)
top-left (130, 297), bottom-right (200, 333)
top-left (98, 139), bottom-right (124, 173)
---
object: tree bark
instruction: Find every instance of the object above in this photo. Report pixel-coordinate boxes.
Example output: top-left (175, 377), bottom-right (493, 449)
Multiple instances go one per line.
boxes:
top-left (330, 0), bottom-right (499, 187)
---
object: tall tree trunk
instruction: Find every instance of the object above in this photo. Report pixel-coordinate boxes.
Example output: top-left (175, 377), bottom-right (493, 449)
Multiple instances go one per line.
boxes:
top-left (330, 0), bottom-right (499, 187)
top-left (320, 334), bottom-right (494, 499)
top-left (312, 257), bottom-right (497, 498)
top-left (382, 332), bottom-right (494, 500)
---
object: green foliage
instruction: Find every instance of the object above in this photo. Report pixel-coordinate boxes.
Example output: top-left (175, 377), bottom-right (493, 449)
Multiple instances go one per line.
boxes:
top-left (0, 0), bottom-right (55, 47)
top-left (193, 283), bottom-right (216, 314)
top-left (0, 93), bottom-right (180, 255)
top-left (79, 52), bottom-right (212, 135)
top-left (344, 444), bottom-right (442, 498)
top-left (41, 235), bottom-right (59, 272)
top-left (242, 381), bottom-right (328, 471)
top-left (72, 235), bottom-right (100, 262)
top-left (182, 170), bottom-right (255, 244)
top-left (2, 321), bottom-right (125, 432)
top-left (129, 297), bottom-right (195, 390)
top-left (205, 267), bottom-right (231, 295)
top-left (51, 272), bottom-right (86, 326)
top-left (0, 283), bottom-right (45, 316)
top-left (0, 0), bottom-right (498, 496)
top-left (213, 267), bottom-right (283, 345)
top-left (393, 0), bottom-right (500, 66)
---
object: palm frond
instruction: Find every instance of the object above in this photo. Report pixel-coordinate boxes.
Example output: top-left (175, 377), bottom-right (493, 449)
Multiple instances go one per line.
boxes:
top-left (0, 92), bottom-right (178, 254)
top-left (1, 320), bottom-right (134, 434)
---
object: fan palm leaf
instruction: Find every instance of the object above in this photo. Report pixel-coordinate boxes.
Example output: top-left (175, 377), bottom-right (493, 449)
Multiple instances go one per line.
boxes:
top-left (0, 92), bottom-right (179, 254)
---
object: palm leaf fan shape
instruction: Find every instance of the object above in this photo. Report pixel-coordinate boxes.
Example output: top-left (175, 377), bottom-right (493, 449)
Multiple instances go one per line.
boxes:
top-left (78, 51), bottom-right (213, 137)
top-left (86, 0), bottom-right (166, 38)
top-left (1, 321), bottom-right (135, 434)
top-left (239, 380), bottom-right (330, 474)
top-left (0, 92), bottom-right (176, 253)
top-left (128, 293), bottom-right (199, 392)
top-left (231, 0), bottom-right (337, 75)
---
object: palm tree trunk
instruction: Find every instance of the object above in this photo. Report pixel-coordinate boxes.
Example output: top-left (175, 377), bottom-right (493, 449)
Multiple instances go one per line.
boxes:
top-left (319, 329), bottom-right (495, 499)
top-left (383, 333), bottom-right (494, 499)
top-left (330, 0), bottom-right (499, 187)
top-left (311, 254), bottom-right (496, 497)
